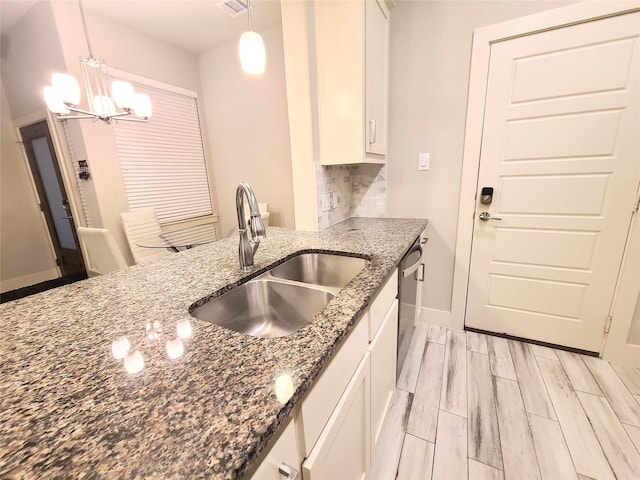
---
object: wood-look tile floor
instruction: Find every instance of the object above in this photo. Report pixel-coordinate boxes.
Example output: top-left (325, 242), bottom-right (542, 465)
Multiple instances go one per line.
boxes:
top-left (369, 325), bottom-right (640, 480)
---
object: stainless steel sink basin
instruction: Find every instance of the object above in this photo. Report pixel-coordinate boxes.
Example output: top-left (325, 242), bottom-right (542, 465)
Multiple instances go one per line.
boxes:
top-left (190, 279), bottom-right (335, 338)
top-left (270, 253), bottom-right (369, 289)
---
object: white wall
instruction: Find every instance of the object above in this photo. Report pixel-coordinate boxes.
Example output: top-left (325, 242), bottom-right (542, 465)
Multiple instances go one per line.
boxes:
top-left (0, 0), bottom-right (66, 291)
top-left (386, 0), bottom-right (577, 316)
top-left (0, 83), bottom-right (59, 292)
top-left (198, 23), bottom-right (295, 238)
top-left (0, 0), bottom-right (65, 119)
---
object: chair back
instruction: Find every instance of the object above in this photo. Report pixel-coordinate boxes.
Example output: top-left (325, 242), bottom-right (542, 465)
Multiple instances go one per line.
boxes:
top-left (120, 208), bottom-right (172, 265)
top-left (243, 202), bottom-right (270, 227)
top-left (77, 227), bottom-right (129, 276)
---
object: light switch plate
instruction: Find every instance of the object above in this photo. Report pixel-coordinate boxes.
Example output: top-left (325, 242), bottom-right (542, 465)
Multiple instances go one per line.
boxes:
top-left (418, 153), bottom-right (430, 171)
top-left (320, 193), bottom-right (330, 212)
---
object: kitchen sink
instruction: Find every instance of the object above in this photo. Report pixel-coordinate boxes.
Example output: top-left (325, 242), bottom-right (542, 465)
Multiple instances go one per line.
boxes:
top-left (190, 279), bottom-right (335, 338)
top-left (190, 252), bottom-right (368, 338)
top-left (270, 253), bottom-right (369, 289)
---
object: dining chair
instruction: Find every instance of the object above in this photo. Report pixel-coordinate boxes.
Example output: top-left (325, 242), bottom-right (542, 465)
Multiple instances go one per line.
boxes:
top-left (77, 227), bottom-right (129, 277)
top-left (120, 208), bottom-right (172, 265)
top-left (243, 202), bottom-right (270, 227)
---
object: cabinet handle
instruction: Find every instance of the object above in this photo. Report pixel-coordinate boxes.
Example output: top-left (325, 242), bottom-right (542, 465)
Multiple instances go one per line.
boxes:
top-left (418, 263), bottom-right (425, 282)
top-left (279, 463), bottom-right (299, 480)
top-left (369, 119), bottom-right (376, 144)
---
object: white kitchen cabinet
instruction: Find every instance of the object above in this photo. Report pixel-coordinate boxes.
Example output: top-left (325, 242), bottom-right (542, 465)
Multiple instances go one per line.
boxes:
top-left (300, 317), bottom-right (368, 455)
top-left (250, 417), bottom-right (300, 480)
top-left (251, 270), bottom-right (398, 479)
top-left (365, 0), bottom-right (390, 156)
top-left (302, 353), bottom-right (371, 479)
top-left (368, 299), bottom-right (398, 449)
top-left (315, 0), bottom-right (390, 165)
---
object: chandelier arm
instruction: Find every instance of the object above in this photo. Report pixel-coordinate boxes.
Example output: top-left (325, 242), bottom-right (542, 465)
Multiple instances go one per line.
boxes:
top-left (112, 117), bottom-right (149, 123)
top-left (55, 114), bottom-right (99, 121)
top-left (66, 105), bottom-right (96, 116)
top-left (106, 111), bottom-right (134, 118)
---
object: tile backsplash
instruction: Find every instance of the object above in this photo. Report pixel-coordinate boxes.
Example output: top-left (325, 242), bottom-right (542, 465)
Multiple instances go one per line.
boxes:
top-left (317, 164), bottom-right (386, 230)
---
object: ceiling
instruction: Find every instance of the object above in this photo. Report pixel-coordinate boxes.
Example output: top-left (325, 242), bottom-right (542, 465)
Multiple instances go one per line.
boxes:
top-left (0, 0), bottom-right (283, 54)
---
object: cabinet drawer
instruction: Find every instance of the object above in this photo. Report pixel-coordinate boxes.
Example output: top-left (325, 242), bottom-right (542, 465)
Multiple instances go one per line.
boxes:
top-left (368, 269), bottom-right (398, 341)
top-left (301, 317), bottom-right (368, 455)
top-left (302, 352), bottom-right (371, 479)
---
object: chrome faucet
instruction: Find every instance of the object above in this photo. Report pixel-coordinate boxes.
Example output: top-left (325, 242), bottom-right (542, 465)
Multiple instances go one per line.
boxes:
top-left (236, 182), bottom-right (266, 272)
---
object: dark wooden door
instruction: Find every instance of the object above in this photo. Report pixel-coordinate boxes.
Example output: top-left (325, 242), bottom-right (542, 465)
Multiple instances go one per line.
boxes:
top-left (19, 120), bottom-right (85, 278)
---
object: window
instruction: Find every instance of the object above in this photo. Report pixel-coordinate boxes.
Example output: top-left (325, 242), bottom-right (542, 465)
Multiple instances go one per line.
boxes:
top-left (111, 76), bottom-right (214, 224)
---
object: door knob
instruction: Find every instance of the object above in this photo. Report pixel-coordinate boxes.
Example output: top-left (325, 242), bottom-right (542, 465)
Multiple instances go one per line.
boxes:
top-left (479, 212), bottom-right (502, 221)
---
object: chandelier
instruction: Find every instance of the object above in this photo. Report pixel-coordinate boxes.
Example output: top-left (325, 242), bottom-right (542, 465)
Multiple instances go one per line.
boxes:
top-left (43, 0), bottom-right (152, 123)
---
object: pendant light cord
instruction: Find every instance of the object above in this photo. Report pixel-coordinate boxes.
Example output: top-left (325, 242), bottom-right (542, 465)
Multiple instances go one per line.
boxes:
top-left (246, 0), bottom-right (254, 31)
top-left (78, 0), bottom-right (94, 58)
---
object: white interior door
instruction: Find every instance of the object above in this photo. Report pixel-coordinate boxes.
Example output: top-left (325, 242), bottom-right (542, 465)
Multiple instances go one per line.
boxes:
top-left (466, 12), bottom-right (640, 352)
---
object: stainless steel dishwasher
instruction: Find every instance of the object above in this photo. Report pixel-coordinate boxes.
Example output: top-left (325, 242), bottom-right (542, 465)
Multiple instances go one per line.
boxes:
top-left (397, 235), bottom-right (426, 379)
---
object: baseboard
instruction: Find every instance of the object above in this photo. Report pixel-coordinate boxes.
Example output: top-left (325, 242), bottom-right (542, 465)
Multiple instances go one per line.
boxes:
top-left (1, 268), bottom-right (59, 293)
top-left (602, 343), bottom-right (640, 367)
top-left (416, 307), bottom-right (452, 328)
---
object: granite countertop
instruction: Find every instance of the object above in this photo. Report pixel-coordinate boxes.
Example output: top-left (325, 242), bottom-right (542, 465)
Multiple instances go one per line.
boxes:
top-left (0, 217), bottom-right (426, 479)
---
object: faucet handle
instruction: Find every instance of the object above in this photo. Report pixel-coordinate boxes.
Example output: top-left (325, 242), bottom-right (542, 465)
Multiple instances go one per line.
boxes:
top-left (249, 215), bottom-right (267, 240)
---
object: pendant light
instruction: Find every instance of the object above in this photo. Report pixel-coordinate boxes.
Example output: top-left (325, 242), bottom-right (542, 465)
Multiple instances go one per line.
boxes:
top-left (239, 0), bottom-right (266, 74)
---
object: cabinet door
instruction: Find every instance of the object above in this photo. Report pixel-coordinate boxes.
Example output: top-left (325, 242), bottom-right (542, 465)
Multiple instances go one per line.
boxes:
top-left (250, 418), bottom-right (300, 480)
top-left (303, 353), bottom-right (371, 480)
top-left (365, 0), bottom-right (390, 156)
top-left (301, 318), bottom-right (368, 455)
top-left (369, 299), bottom-right (398, 449)
top-left (315, 0), bottom-right (365, 165)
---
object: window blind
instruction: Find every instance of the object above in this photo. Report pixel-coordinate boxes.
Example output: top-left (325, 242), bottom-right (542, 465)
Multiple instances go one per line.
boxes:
top-left (112, 80), bottom-right (214, 224)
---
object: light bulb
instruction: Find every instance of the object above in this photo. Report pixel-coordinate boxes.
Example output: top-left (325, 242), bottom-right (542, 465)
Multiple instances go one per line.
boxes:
top-left (124, 351), bottom-right (145, 374)
top-left (111, 336), bottom-right (131, 359)
top-left (43, 86), bottom-right (70, 115)
top-left (176, 319), bottom-right (192, 339)
top-left (239, 31), bottom-right (266, 74)
top-left (51, 73), bottom-right (80, 105)
top-left (93, 95), bottom-right (116, 117)
top-left (112, 81), bottom-right (135, 109)
top-left (166, 338), bottom-right (184, 359)
top-left (133, 94), bottom-right (152, 119)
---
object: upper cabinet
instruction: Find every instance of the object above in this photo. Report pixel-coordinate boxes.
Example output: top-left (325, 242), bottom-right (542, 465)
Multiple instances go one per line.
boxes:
top-left (315, 0), bottom-right (391, 165)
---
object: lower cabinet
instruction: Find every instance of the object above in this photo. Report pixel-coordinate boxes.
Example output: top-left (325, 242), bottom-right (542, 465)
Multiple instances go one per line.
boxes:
top-left (368, 299), bottom-right (398, 449)
top-left (302, 353), bottom-right (371, 479)
top-left (250, 271), bottom-right (399, 480)
top-left (250, 418), bottom-right (301, 480)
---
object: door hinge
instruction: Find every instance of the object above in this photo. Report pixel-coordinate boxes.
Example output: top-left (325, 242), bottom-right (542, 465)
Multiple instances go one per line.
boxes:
top-left (633, 192), bottom-right (640, 213)
top-left (604, 315), bottom-right (613, 333)
top-left (55, 258), bottom-right (61, 267)
top-left (39, 203), bottom-right (45, 212)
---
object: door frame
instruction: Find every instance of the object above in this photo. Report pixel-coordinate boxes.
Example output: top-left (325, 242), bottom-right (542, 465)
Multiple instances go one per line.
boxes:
top-left (451, 1), bottom-right (640, 354)
top-left (14, 110), bottom-right (88, 273)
